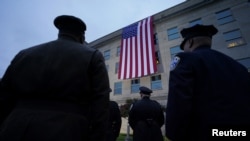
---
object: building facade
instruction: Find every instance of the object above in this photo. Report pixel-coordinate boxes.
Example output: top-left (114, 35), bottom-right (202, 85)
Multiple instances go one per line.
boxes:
top-left (88, 0), bottom-right (250, 107)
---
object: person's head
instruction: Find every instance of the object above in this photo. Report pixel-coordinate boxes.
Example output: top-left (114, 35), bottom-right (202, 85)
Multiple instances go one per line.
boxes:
top-left (139, 86), bottom-right (152, 98)
top-left (54, 15), bottom-right (86, 44)
top-left (180, 24), bottom-right (218, 52)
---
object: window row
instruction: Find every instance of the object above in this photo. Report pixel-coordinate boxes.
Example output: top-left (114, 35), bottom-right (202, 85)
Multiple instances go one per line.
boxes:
top-left (167, 8), bottom-right (235, 41)
top-left (106, 62), bottom-right (120, 73)
top-left (168, 9), bottom-right (247, 58)
top-left (113, 75), bottom-right (162, 95)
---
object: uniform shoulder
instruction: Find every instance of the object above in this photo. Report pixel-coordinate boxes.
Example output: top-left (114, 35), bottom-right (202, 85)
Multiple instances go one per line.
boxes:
top-left (151, 99), bottom-right (161, 105)
top-left (175, 51), bottom-right (200, 58)
top-left (170, 52), bottom-right (202, 71)
top-left (110, 101), bottom-right (119, 106)
top-left (176, 51), bottom-right (205, 63)
top-left (18, 41), bottom-right (55, 54)
top-left (130, 99), bottom-right (140, 107)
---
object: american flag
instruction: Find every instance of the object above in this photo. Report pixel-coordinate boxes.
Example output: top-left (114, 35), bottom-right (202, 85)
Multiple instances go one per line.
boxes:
top-left (118, 16), bottom-right (157, 79)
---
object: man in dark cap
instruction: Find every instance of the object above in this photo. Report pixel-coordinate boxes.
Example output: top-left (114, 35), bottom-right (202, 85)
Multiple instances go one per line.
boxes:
top-left (165, 24), bottom-right (250, 141)
top-left (0, 15), bottom-right (110, 141)
top-left (129, 86), bottom-right (164, 141)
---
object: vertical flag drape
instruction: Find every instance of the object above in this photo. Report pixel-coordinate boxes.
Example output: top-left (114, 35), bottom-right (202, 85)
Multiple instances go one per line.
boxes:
top-left (118, 16), bottom-right (157, 80)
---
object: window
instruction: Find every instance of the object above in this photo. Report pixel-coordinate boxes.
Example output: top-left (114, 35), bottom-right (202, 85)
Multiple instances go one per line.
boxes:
top-left (117, 46), bottom-right (120, 56)
top-left (216, 9), bottom-right (234, 25)
top-left (154, 33), bottom-right (158, 45)
top-left (189, 18), bottom-right (202, 27)
top-left (114, 82), bottom-right (122, 95)
top-left (131, 79), bottom-right (140, 93)
top-left (223, 29), bottom-right (245, 48)
top-left (167, 27), bottom-right (180, 40)
top-left (104, 50), bottom-right (110, 60)
top-left (170, 46), bottom-right (182, 59)
top-left (115, 62), bottom-right (119, 74)
top-left (155, 51), bottom-right (160, 64)
top-left (151, 75), bottom-right (162, 90)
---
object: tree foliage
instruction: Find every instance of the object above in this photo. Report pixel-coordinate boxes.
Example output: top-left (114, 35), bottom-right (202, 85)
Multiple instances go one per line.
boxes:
top-left (119, 98), bottom-right (138, 118)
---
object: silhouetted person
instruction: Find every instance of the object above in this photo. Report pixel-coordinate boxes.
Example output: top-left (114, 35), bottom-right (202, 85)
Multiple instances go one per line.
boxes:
top-left (129, 86), bottom-right (164, 141)
top-left (106, 101), bottom-right (122, 141)
top-left (0, 15), bottom-right (110, 141)
top-left (165, 24), bottom-right (250, 141)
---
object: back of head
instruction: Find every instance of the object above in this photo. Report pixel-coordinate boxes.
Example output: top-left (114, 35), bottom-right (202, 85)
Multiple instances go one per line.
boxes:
top-left (180, 24), bottom-right (218, 50)
top-left (54, 15), bottom-right (87, 42)
top-left (139, 86), bottom-right (152, 96)
top-left (192, 36), bottom-right (212, 47)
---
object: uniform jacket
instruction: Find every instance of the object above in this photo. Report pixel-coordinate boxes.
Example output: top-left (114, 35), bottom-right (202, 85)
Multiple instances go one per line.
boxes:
top-left (0, 36), bottom-right (110, 141)
top-left (129, 97), bottom-right (164, 141)
top-left (165, 46), bottom-right (250, 141)
top-left (106, 101), bottom-right (122, 141)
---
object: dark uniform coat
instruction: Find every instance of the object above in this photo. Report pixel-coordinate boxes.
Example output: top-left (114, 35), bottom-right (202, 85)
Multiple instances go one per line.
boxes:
top-left (0, 36), bottom-right (110, 141)
top-left (165, 46), bottom-right (250, 141)
top-left (106, 101), bottom-right (122, 141)
top-left (129, 97), bottom-right (164, 141)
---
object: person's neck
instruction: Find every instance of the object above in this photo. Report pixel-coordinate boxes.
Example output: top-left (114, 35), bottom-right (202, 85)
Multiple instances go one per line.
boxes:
top-left (191, 43), bottom-right (211, 51)
top-left (141, 95), bottom-right (150, 99)
top-left (58, 34), bottom-right (81, 43)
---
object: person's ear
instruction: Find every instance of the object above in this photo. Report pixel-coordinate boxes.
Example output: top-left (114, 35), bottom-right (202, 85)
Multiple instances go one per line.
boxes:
top-left (82, 34), bottom-right (85, 43)
top-left (189, 38), bottom-right (194, 48)
top-left (79, 35), bottom-right (84, 44)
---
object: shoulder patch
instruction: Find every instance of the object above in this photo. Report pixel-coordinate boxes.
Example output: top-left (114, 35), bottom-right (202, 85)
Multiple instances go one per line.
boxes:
top-left (170, 56), bottom-right (181, 71)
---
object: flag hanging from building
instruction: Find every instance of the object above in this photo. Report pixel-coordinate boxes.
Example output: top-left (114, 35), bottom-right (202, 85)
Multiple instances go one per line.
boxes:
top-left (118, 16), bottom-right (157, 80)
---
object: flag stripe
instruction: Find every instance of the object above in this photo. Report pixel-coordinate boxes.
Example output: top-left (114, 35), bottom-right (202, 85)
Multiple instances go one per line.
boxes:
top-left (139, 22), bottom-right (143, 78)
top-left (142, 19), bottom-right (147, 76)
top-left (119, 39), bottom-right (126, 79)
top-left (137, 22), bottom-right (142, 77)
top-left (118, 16), bottom-right (157, 79)
top-left (132, 37), bottom-right (136, 78)
top-left (145, 19), bottom-right (150, 75)
top-left (149, 17), bottom-right (157, 73)
top-left (126, 39), bottom-right (130, 79)
top-left (147, 17), bottom-right (155, 74)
